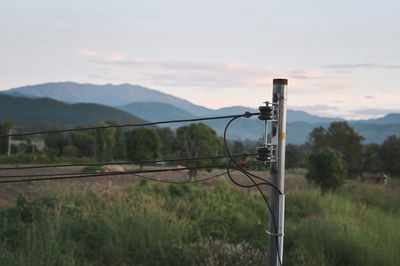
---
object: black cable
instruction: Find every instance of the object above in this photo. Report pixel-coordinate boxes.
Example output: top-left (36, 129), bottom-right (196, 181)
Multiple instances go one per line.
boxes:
top-left (0, 153), bottom-right (256, 171)
top-left (0, 164), bottom-right (226, 184)
top-left (0, 112), bottom-right (259, 138)
top-left (223, 115), bottom-right (282, 266)
top-left (132, 169), bottom-right (236, 184)
top-left (223, 116), bottom-right (282, 193)
top-left (0, 156), bottom-right (247, 179)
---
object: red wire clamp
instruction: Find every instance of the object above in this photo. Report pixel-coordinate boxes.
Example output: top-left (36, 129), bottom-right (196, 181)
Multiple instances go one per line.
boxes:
top-left (234, 162), bottom-right (250, 168)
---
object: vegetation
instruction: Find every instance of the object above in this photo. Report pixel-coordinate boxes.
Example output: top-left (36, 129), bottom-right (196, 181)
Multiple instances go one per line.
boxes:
top-left (0, 119), bottom-right (12, 154)
top-left (0, 94), bottom-right (146, 129)
top-left (0, 180), bottom-right (398, 265)
top-left (176, 123), bottom-right (222, 178)
top-left (306, 148), bottom-right (346, 193)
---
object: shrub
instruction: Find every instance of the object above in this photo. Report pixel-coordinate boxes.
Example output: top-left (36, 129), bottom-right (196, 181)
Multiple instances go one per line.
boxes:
top-left (306, 147), bottom-right (345, 193)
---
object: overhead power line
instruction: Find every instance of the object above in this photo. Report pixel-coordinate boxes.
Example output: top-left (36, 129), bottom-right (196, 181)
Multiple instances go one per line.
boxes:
top-left (0, 153), bottom-right (256, 171)
top-left (0, 112), bottom-right (259, 138)
top-left (0, 164), bottom-right (227, 184)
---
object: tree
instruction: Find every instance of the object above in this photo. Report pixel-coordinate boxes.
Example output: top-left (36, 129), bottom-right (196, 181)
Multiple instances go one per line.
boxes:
top-left (285, 144), bottom-right (306, 169)
top-left (176, 123), bottom-right (222, 179)
top-left (94, 122), bottom-right (116, 162)
top-left (70, 131), bottom-right (96, 157)
top-left (362, 143), bottom-right (383, 172)
top-left (156, 127), bottom-right (177, 159)
top-left (308, 122), bottom-right (364, 177)
top-left (380, 135), bottom-right (400, 176)
top-left (125, 128), bottom-right (162, 168)
top-left (308, 126), bottom-right (328, 152)
top-left (45, 132), bottom-right (69, 156)
top-left (326, 122), bottom-right (364, 176)
top-left (306, 147), bottom-right (346, 193)
top-left (0, 119), bottom-right (12, 154)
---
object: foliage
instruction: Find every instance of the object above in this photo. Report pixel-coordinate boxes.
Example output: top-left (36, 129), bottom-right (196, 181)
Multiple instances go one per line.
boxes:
top-left (125, 128), bottom-right (162, 162)
top-left (176, 123), bottom-right (222, 178)
top-left (285, 143), bottom-right (306, 169)
top-left (45, 132), bottom-right (69, 157)
top-left (0, 119), bottom-right (12, 154)
top-left (307, 148), bottom-right (346, 193)
top-left (0, 180), bottom-right (399, 265)
top-left (380, 135), bottom-right (400, 176)
top-left (362, 143), bottom-right (383, 172)
top-left (308, 122), bottom-right (364, 177)
top-left (156, 127), bottom-right (177, 158)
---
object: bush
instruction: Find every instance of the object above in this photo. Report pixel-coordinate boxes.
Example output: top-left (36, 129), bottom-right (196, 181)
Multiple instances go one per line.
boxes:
top-left (306, 148), bottom-right (346, 193)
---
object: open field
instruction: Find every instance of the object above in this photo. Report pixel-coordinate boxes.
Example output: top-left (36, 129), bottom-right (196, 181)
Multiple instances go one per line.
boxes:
top-left (0, 164), bottom-right (399, 265)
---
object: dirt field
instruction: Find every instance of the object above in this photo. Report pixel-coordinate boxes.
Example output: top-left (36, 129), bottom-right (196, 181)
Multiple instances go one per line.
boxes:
top-left (0, 164), bottom-right (307, 208)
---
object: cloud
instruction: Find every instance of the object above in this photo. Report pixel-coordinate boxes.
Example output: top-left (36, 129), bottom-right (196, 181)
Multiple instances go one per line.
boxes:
top-left (289, 104), bottom-right (340, 117)
top-left (365, 96), bottom-right (375, 99)
top-left (326, 63), bottom-right (400, 70)
top-left (79, 49), bottom-right (352, 94)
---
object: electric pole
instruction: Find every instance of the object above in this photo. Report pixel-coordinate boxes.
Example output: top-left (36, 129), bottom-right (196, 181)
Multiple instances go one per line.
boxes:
top-left (267, 79), bottom-right (287, 266)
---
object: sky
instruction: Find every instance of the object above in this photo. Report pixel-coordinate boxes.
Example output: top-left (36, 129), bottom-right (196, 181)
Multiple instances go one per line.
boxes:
top-left (1, 0), bottom-right (399, 119)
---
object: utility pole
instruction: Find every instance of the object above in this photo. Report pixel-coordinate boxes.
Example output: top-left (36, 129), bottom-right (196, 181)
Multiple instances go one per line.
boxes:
top-left (267, 79), bottom-right (287, 266)
top-left (7, 129), bottom-right (11, 157)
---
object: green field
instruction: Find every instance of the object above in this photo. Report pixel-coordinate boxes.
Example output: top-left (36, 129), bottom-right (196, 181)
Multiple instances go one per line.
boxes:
top-left (0, 176), bottom-right (399, 266)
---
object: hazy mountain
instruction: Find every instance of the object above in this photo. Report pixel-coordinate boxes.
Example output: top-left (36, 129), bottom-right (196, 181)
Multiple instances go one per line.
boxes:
top-left (2, 82), bottom-right (399, 144)
top-left (0, 94), bottom-right (146, 129)
top-left (119, 102), bottom-right (196, 122)
top-left (4, 82), bottom-right (211, 115)
top-left (353, 113), bottom-right (400, 125)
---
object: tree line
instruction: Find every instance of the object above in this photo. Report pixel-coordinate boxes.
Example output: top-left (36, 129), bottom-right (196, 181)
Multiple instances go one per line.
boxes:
top-left (286, 121), bottom-right (400, 192)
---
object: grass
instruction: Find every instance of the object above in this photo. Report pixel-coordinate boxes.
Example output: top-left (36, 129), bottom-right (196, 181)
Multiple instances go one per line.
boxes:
top-left (0, 178), bottom-right (398, 265)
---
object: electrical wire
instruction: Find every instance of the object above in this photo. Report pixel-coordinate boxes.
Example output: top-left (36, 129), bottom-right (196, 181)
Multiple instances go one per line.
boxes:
top-left (223, 115), bottom-right (282, 266)
top-left (0, 153), bottom-right (256, 171)
top-left (0, 112), bottom-right (259, 138)
top-left (132, 169), bottom-right (236, 184)
top-left (0, 164), bottom-right (227, 184)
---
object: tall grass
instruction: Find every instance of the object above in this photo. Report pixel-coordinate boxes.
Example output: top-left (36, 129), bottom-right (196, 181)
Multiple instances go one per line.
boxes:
top-left (0, 180), bottom-right (398, 265)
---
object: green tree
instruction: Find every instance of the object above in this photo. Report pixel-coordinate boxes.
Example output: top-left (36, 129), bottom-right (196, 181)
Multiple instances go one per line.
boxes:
top-left (94, 121), bottom-right (118, 162)
top-left (70, 131), bottom-right (96, 157)
top-left (306, 147), bottom-right (346, 193)
top-left (380, 135), bottom-right (400, 176)
top-left (0, 119), bottom-right (13, 154)
top-left (308, 122), bottom-right (364, 177)
top-left (362, 143), bottom-right (383, 172)
top-left (45, 132), bottom-right (69, 156)
top-left (326, 122), bottom-right (364, 177)
top-left (176, 123), bottom-right (222, 179)
top-left (285, 144), bottom-right (306, 169)
top-left (156, 127), bottom-right (177, 159)
top-left (125, 128), bottom-right (161, 168)
top-left (308, 126), bottom-right (328, 152)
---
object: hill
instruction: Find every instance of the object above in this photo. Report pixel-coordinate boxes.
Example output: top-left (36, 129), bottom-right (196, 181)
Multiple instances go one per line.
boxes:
top-left (2, 82), bottom-right (400, 144)
top-left (4, 82), bottom-right (211, 115)
top-left (119, 102), bottom-right (196, 122)
top-left (0, 94), bottom-right (147, 129)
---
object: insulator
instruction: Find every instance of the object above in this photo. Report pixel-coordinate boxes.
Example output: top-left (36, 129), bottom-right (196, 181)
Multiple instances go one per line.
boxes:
top-left (256, 146), bottom-right (271, 162)
top-left (258, 105), bottom-right (273, 121)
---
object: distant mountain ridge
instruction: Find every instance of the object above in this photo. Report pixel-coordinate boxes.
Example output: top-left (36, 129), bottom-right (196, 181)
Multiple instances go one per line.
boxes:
top-left (0, 94), bottom-right (146, 129)
top-left (2, 82), bottom-right (400, 144)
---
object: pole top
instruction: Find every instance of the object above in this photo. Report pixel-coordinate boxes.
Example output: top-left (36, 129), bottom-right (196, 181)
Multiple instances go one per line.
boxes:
top-left (273, 79), bottom-right (288, 85)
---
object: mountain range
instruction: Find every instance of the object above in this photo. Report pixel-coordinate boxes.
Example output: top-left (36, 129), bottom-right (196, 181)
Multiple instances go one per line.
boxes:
top-left (2, 82), bottom-right (400, 144)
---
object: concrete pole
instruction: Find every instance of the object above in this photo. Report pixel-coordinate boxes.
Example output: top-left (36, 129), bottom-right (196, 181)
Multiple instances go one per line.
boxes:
top-left (7, 129), bottom-right (11, 157)
top-left (267, 79), bottom-right (287, 266)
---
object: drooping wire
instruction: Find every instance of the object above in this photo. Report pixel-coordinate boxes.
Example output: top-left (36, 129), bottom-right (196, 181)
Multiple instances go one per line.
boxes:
top-left (0, 112), bottom-right (260, 138)
top-left (0, 164), bottom-right (227, 184)
top-left (0, 153), bottom-right (256, 172)
top-left (223, 115), bottom-right (282, 266)
top-left (132, 169), bottom-right (236, 184)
